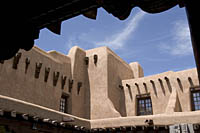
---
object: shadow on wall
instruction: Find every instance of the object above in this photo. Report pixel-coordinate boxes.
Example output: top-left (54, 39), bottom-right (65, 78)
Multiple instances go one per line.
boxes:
top-left (158, 79), bottom-right (166, 96)
top-left (135, 83), bottom-right (140, 95)
top-left (84, 65), bottom-right (91, 119)
top-left (175, 93), bottom-right (182, 112)
top-left (126, 84), bottom-right (133, 101)
top-left (150, 80), bottom-right (158, 97)
top-left (188, 77), bottom-right (194, 87)
top-left (108, 77), bottom-right (127, 117)
top-left (68, 46), bottom-right (91, 119)
top-left (165, 77), bottom-right (172, 93)
top-left (177, 78), bottom-right (183, 92)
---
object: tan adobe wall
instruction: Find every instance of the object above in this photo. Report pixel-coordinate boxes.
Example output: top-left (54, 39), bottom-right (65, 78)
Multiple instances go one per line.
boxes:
top-left (1, 94), bottom-right (199, 130)
top-left (0, 45), bottom-right (199, 121)
top-left (129, 62), bottom-right (144, 78)
top-left (86, 46), bottom-right (135, 119)
top-left (107, 47), bottom-right (134, 117)
top-left (0, 47), bottom-right (72, 112)
top-left (89, 111), bottom-right (200, 129)
top-left (86, 47), bottom-right (120, 119)
top-left (68, 46), bottom-right (90, 119)
top-left (0, 46), bottom-right (95, 119)
top-left (122, 68), bottom-right (199, 116)
top-left (0, 94), bottom-right (90, 128)
top-left (0, 46), bottom-right (137, 120)
top-left (0, 47), bottom-right (71, 110)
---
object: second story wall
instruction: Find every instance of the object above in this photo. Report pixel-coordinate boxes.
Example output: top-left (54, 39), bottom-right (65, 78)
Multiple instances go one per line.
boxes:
top-left (0, 47), bottom-right (72, 112)
top-left (86, 47), bottom-right (134, 119)
top-left (122, 68), bottom-right (199, 116)
top-left (86, 47), bottom-right (118, 119)
top-left (107, 48), bottom-right (134, 117)
top-left (68, 46), bottom-right (90, 119)
top-left (1, 45), bottom-right (199, 120)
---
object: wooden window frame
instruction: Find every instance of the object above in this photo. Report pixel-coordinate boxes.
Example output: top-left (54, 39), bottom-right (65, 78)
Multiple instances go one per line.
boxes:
top-left (59, 94), bottom-right (69, 113)
top-left (137, 93), bottom-right (153, 116)
top-left (190, 86), bottom-right (200, 111)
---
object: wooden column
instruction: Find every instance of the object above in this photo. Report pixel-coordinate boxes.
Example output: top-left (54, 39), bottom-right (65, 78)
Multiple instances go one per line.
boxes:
top-left (184, 0), bottom-right (200, 84)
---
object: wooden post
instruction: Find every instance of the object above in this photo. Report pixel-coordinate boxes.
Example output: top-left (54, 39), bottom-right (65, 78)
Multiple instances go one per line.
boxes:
top-left (184, 0), bottom-right (200, 84)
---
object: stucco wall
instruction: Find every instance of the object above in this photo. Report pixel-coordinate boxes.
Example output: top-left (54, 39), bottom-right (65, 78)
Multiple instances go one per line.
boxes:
top-left (122, 68), bottom-right (199, 116)
top-left (0, 47), bottom-right (71, 111)
top-left (0, 46), bottom-right (199, 121)
top-left (0, 46), bottom-right (136, 120)
top-left (68, 46), bottom-right (90, 119)
top-left (86, 47), bottom-right (121, 119)
top-left (129, 62), bottom-right (144, 78)
top-left (107, 48), bottom-right (134, 117)
top-left (85, 47), bottom-right (136, 119)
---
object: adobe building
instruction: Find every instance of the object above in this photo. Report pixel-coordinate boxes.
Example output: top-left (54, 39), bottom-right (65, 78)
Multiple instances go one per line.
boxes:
top-left (0, 46), bottom-right (200, 133)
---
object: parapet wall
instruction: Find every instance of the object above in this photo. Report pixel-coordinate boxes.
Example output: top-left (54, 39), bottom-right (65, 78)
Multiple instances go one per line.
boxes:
top-left (0, 47), bottom-right (72, 112)
top-left (122, 68), bottom-right (199, 116)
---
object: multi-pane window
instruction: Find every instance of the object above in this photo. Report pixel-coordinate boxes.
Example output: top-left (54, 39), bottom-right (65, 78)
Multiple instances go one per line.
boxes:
top-left (60, 95), bottom-right (68, 113)
top-left (191, 88), bottom-right (200, 111)
top-left (137, 94), bottom-right (153, 116)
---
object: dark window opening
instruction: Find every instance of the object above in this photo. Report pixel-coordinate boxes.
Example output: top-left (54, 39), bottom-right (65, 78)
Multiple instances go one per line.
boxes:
top-left (60, 95), bottom-right (68, 113)
top-left (137, 94), bottom-right (153, 116)
top-left (191, 87), bottom-right (200, 111)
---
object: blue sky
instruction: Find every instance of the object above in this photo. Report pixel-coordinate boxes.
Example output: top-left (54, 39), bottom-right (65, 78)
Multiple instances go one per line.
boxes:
top-left (35, 6), bottom-right (196, 76)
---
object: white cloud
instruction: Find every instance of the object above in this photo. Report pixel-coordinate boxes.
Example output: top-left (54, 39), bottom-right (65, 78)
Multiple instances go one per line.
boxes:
top-left (160, 20), bottom-right (192, 56)
top-left (95, 11), bottom-right (146, 49)
top-left (64, 29), bottom-right (99, 52)
top-left (64, 32), bottom-right (92, 51)
top-left (65, 35), bottom-right (77, 50)
top-left (64, 10), bottom-right (145, 52)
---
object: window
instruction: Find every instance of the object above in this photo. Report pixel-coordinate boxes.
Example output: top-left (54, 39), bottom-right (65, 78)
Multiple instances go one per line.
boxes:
top-left (60, 95), bottom-right (68, 113)
top-left (191, 87), bottom-right (200, 111)
top-left (137, 94), bottom-right (153, 116)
